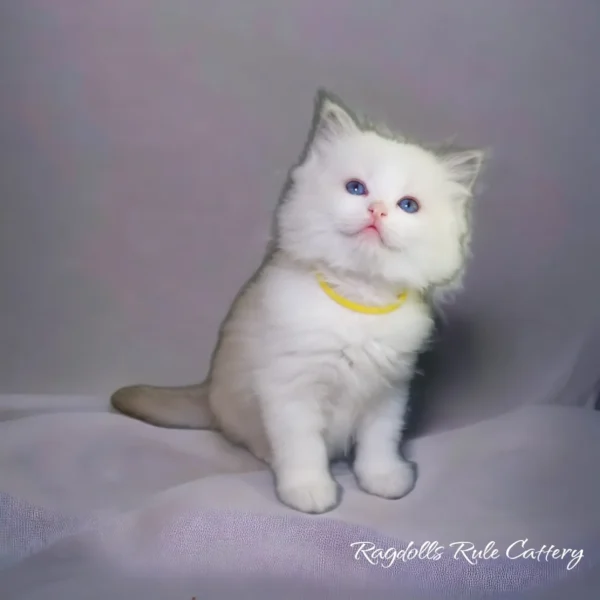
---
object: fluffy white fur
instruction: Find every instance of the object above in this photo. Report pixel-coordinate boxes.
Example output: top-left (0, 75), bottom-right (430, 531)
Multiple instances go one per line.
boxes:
top-left (112, 90), bottom-right (484, 514)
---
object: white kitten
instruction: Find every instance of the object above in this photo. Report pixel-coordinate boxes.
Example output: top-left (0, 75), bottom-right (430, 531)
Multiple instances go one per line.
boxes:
top-left (112, 90), bottom-right (484, 514)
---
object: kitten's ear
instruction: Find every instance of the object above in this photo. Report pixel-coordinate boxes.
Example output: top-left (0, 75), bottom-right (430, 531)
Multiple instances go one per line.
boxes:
top-left (441, 148), bottom-right (486, 192)
top-left (312, 89), bottom-right (360, 142)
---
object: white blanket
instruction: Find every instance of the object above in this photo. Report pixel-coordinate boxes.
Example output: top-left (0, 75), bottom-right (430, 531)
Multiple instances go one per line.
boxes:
top-left (1, 397), bottom-right (599, 599)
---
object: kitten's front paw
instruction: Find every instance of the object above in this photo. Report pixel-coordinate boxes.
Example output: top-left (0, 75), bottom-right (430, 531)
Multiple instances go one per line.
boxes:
top-left (354, 459), bottom-right (416, 500)
top-left (276, 472), bottom-right (339, 514)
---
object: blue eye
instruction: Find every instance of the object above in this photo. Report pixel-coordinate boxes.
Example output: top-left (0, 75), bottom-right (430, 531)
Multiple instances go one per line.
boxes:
top-left (345, 179), bottom-right (368, 195)
top-left (397, 196), bottom-right (420, 213)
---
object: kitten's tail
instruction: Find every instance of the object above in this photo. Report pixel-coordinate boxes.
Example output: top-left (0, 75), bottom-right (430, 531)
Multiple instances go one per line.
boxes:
top-left (111, 382), bottom-right (215, 429)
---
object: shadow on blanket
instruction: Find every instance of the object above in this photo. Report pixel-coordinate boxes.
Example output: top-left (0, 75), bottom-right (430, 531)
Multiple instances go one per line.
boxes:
top-left (404, 311), bottom-right (476, 439)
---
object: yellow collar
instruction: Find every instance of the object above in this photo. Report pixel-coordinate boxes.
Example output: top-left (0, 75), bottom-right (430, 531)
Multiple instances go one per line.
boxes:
top-left (316, 273), bottom-right (408, 315)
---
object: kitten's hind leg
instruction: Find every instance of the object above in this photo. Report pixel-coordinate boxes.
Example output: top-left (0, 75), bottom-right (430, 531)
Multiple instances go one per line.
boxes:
top-left (259, 381), bottom-right (340, 514)
top-left (353, 386), bottom-right (416, 500)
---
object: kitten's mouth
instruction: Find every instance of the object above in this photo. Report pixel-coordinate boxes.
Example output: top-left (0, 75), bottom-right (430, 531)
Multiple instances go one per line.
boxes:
top-left (360, 223), bottom-right (383, 240)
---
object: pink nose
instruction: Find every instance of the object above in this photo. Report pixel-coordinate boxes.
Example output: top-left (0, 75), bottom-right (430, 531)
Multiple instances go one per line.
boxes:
top-left (368, 202), bottom-right (388, 218)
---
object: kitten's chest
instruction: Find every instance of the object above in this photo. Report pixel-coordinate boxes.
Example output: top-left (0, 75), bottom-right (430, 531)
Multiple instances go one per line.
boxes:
top-left (264, 268), bottom-right (433, 380)
top-left (336, 316), bottom-right (424, 383)
top-left (316, 308), bottom-right (431, 454)
top-left (310, 298), bottom-right (432, 384)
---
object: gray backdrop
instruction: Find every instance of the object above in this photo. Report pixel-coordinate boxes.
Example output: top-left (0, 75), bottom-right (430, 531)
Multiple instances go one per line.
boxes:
top-left (2, 1), bottom-right (600, 433)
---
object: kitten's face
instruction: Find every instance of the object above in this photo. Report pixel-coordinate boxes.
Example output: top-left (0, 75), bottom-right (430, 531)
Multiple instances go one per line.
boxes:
top-left (276, 94), bottom-right (483, 292)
